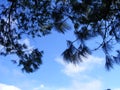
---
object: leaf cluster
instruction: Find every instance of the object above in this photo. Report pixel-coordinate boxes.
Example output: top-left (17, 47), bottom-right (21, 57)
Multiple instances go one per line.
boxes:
top-left (0, 0), bottom-right (120, 72)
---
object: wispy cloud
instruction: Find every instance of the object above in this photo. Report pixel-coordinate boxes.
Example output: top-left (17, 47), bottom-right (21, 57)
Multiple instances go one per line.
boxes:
top-left (33, 55), bottom-right (104, 90)
top-left (0, 83), bottom-right (21, 90)
top-left (56, 55), bottom-right (104, 77)
top-left (55, 55), bottom-right (104, 90)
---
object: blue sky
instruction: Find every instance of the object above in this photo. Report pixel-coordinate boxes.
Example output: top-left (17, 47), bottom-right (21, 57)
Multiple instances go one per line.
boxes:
top-left (1, 1), bottom-right (120, 90)
top-left (0, 30), bottom-right (120, 90)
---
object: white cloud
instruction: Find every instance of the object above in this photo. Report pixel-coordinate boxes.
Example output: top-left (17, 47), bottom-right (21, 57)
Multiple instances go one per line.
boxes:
top-left (56, 55), bottom-right (104, 77)
top-left (0, 83), bottom-right (21, 90)
top-left (33, 55), bottom-right (104, 90)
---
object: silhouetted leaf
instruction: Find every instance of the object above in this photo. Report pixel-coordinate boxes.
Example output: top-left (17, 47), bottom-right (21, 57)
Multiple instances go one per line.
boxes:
top-left (105, 55), bottom-right (113, 70)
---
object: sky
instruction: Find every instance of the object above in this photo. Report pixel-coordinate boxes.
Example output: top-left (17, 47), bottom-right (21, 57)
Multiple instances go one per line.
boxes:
top-left (1, 1), bottom-right (120, 90)
top-left (0, 30), bottom-right (120, 90)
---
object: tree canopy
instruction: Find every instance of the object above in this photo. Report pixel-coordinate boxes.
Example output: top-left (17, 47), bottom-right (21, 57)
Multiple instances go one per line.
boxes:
top-left (0, 0), bottom-right (120, 73)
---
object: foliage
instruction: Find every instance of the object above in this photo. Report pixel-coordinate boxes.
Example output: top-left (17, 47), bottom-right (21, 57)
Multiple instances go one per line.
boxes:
top-left (0, 0), bottom-right (120, 73)
top-left (106, 89), bottom-right (111, 90)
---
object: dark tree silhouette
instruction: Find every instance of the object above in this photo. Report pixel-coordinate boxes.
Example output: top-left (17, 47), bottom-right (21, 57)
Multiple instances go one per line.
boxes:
top-left (0, 0), bottom-right (120, 73)
top-left (106, 89), bottom-right (111, 90)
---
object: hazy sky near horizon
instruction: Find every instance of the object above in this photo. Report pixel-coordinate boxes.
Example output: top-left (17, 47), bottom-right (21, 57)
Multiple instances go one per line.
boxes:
top-left (0, 1), bottom-right (120, 90)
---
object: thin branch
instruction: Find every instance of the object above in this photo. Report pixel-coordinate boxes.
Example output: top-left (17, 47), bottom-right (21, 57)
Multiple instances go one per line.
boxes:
top-left (92, 21), bottom-right (108, 51)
